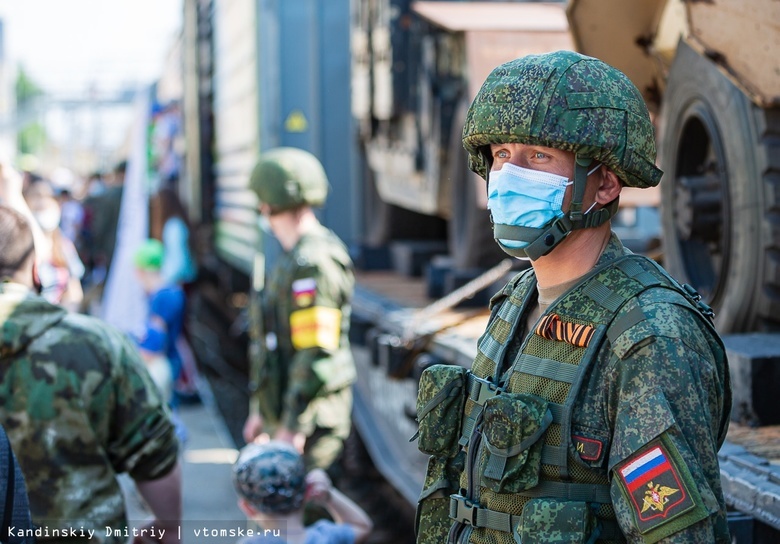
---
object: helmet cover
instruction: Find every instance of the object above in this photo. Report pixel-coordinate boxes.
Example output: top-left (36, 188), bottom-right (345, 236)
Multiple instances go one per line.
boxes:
top-left (249, 147), bottom-right (329, 211)
top-left (462, 50), bottom-right (662, 188)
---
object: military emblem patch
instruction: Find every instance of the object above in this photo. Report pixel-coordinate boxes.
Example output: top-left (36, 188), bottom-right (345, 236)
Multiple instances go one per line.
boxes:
top-left (617, 443), bottom-right (696, 533)
top-left (292, 278), bottom-right (316, 307)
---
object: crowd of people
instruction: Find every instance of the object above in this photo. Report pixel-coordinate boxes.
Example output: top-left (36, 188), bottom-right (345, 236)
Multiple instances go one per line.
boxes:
top-left (0, 146), bottom-right (370, 544)
top-left (0, 50), bottom-right (733, 544)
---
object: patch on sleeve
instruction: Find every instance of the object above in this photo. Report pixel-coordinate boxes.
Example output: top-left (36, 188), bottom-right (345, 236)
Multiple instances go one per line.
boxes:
top-left (290, 307), bottom-right (342, 350)
top-left (616, 439), bottom-right (705, 538)
top-left (572, 434), bottom-right (604, 462)
top-left (292, 278), bottom-right (317, 308)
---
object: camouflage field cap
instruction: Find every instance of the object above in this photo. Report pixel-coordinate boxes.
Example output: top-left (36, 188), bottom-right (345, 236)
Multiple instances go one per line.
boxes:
top-left (232, 441), bottom-right (306, 514)
top-left (462, 50), bottom-right (662, 189)
top-left (133, 239), bottom-right (164, 271)
top-left (249, 147), bottom-right (329, 211)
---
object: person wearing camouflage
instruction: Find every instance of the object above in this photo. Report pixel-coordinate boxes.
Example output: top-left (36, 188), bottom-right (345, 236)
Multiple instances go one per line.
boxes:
top-left (242, 147), bottom-right (356, 472)
top-left (0, 202), bottom-right (182, 543)
top-left (414, 51), bottom-right (731, 543)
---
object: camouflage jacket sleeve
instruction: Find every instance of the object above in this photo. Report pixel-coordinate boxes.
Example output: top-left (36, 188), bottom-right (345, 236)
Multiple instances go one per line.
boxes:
top-left (604, 292), bottom-right (731, 543)
top-left (280, 258), bottom-right (356, 433)
top-left (100, 323), bottom-right (179, 481)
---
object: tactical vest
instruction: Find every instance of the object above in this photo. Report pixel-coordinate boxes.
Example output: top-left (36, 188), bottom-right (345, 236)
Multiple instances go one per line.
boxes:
top-left (415, 254), bottom-right (716, 544)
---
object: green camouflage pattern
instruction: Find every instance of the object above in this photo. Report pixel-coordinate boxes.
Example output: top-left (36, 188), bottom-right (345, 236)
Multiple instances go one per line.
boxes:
top-left (416, 452), bottom-right (466, 544)
top-left (233, 441), bottom-right (307, 514)
top-left (462, 51), bottom-right (662, 188)
top-left (416, 234), bottom-right (731, 543)
top-left (519, 499), bottom-right (596, 543)
top-left (0, 282), bottom-right (178, 543)
top-left (416, 364), bottom-right (467, 457)
top-left (248, 223), bottom-right (356, 468)
top-left (249, 147), bottom-right (329, 210)
top-left (480, 393), bottom-right (549, 493)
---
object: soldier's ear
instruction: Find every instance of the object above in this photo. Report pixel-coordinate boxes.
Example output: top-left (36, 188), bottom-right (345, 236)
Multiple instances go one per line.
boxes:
top-left (595, 167), bottom-right (622, 204)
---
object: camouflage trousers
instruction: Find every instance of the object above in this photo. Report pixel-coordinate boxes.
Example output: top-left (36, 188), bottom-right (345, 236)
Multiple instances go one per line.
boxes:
top-left (302, 387), bottom-right (353, 472)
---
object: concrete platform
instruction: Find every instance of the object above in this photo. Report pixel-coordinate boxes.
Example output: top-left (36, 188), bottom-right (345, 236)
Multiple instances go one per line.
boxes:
top-left (122, 381), bottom-right (248, 543)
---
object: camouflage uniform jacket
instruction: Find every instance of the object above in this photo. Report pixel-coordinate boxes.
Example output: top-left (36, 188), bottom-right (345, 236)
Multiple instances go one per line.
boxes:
top-left (0, 282), bottom-right (179, 543)
top-left (416, 234), bottom-right (731, 544)
top-left (249, 224), bottom-right (356, 435)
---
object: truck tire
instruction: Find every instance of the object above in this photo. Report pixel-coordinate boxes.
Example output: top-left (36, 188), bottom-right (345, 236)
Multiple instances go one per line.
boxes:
top-left (447, 98), bottom-right (506, 270)
top-left (658, 41), bottom-right (780, 333)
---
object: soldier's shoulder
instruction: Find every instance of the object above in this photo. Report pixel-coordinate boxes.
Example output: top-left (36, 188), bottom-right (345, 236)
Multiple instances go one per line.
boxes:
top-left (56, 312), bottom-right (134, 359)
top-left (295, 228), bottom-right (352, 268)
top-left (609, 286), bottom-right (718, 360)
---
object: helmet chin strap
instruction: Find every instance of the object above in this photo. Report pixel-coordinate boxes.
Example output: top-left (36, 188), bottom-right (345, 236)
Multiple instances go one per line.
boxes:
top-left (491, 155), bottom-right (619, 260)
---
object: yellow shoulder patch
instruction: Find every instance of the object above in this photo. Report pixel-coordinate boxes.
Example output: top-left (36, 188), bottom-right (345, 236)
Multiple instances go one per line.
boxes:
top-left (290, 306), bottom-right (342, 350)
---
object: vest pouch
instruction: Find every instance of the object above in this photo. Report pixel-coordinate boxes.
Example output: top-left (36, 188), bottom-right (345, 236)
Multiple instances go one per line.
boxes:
top-left (415, 453), bottom-right (465, 544)
top-left (416, 364), bottom-right (468, 457)
top-left (518, 498), bottom-right (598, 544)
top-left (479, 393), bottom-right (552, 493)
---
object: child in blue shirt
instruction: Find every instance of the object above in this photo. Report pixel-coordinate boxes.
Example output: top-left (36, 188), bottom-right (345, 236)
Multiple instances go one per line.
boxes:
top-left (133, 239), bottom-right (187, 444)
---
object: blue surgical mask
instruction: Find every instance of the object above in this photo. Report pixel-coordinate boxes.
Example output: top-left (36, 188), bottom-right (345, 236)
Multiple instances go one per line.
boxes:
top-left (487, 162), bottom-right (600, 258)
top-left (487, 163), bottom-right (573, 250)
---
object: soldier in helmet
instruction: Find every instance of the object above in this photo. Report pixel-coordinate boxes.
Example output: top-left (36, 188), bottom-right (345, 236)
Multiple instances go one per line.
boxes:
top-left (414, 52), bottom-right (731, 543)
top-left (242, 147), bottom-right (357, 474)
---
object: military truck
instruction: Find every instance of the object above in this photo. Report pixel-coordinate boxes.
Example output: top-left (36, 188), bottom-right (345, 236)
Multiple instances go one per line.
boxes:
top-left (568, 0), bottom-right (780, 334)
top-left (566, 1), bottom-right (780, 539)
top-left (352, 0), bottom-right (574, 272)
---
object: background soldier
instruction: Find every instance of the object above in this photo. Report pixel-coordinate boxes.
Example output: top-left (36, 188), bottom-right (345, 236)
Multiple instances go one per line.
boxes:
top-left (414, 51), bottom-right (731, 543)
top-left (0, 167), bottom-right (182, 544)
top-left (242, 147), bottom-right (356, 473)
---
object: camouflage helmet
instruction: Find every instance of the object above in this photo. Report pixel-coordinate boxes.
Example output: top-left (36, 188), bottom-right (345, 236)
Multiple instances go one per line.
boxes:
top-left (462, 50), bottom-right (662, 189)
top-left (232, 441), bottom-right (306, 514)
top-left (249, 147), bottom-right (329, 211)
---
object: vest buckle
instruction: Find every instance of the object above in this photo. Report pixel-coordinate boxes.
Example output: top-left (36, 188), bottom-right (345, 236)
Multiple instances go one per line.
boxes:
top-left (449, 494), bottom-right (478, 526)
top-left (469, 373), bottom-right (501, 405)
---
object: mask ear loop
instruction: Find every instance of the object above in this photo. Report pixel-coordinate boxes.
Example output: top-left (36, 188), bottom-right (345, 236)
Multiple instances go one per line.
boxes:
top-left (569, 156), bottom-right (596, 223)
top-left (581, 163), bottom-right (603, 215)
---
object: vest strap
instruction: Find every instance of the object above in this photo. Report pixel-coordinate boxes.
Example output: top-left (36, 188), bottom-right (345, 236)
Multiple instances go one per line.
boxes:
top-left (607, 304), bottom-right (646, 344)
top-left (541, 443), bottom-right (567, 466)
top-left (513, 355), bottom-right (579, 384)
top-left (449, 495), bottom-right (520, 533)
top-left (459, 373), bottom-right (502, 446)
top-left (518, 480), bottom-right (612, 503)
top-left (615, 257), bottom-right (662, 287)
top-left (449, 494), bottom-right (622, 538)
top-left (583, 280), bottom-right (625, 313)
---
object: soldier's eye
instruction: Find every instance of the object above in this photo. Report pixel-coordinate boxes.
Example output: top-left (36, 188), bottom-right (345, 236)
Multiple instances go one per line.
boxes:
top-left (534, 152), bottom-right (547, 159)
top-left (495, 150), bottom-right (509, 159)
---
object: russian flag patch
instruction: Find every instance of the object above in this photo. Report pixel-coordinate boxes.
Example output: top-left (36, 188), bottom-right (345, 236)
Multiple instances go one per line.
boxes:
top-left (292, 278), bottom-right (317, 308)
top-left (617, 442), bottom-right (696, 534)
